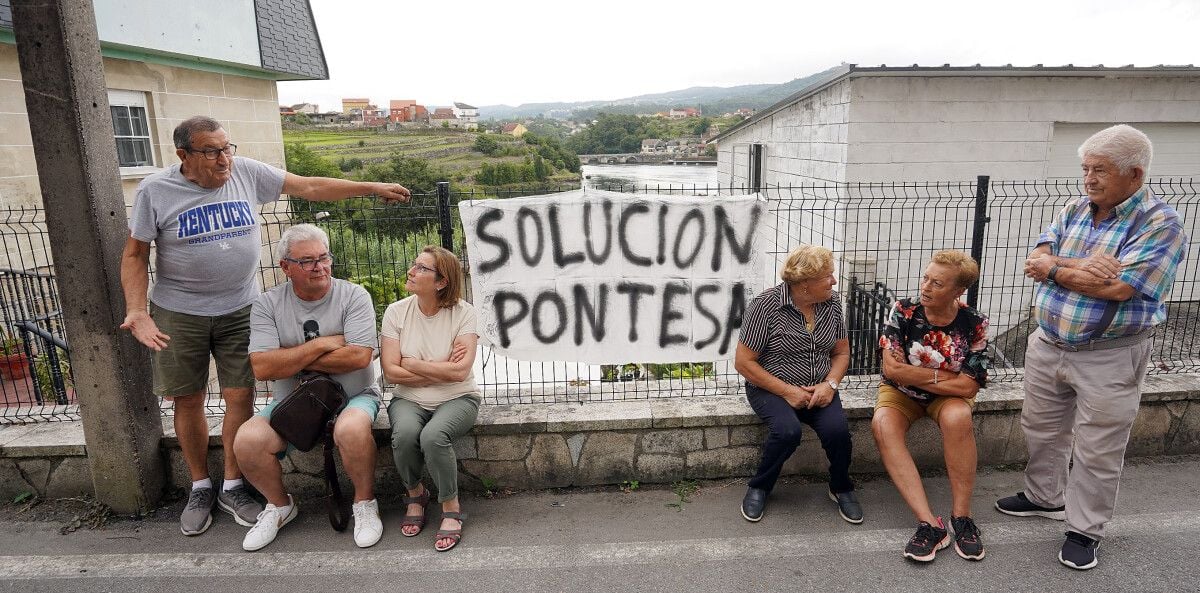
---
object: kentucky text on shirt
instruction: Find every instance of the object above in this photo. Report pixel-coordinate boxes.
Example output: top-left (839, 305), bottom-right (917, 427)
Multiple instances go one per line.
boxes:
top-left (176, 200), bottom-right (256, 238)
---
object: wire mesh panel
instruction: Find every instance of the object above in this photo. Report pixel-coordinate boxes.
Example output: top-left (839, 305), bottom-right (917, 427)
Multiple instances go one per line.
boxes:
top-left (0, 208), bottom-right (77, 423)
top-left (2, 177), bottom-right (1198, 422)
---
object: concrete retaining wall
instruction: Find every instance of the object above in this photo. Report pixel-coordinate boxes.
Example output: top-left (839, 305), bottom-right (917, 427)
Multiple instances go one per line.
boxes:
top-left (2, 372), bottom-right (1199, 500)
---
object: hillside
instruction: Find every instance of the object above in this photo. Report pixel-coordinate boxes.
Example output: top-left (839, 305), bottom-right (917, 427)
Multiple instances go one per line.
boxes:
top-left (479, 65), bottom-right (841, 120)
top-left (281, 128), bottom-right (581, 191)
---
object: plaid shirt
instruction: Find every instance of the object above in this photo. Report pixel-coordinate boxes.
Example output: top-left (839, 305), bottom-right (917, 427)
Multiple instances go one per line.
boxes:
top-left (1033, 187), bottom-right (1188, 343)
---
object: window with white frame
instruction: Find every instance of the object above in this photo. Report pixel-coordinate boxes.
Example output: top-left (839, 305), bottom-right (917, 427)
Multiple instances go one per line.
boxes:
top-left (108, 90), bottom-right (154, 168)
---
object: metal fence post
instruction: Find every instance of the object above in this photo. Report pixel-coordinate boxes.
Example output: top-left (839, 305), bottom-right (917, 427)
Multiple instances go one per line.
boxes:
top-left (968, 175), bottom-right (991, 309)
top-left (437, 181), bottom-right (453, 251)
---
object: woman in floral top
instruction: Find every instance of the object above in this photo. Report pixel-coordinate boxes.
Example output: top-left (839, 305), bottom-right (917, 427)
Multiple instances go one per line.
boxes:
top-left (872, 250), bottom-right (991, 564)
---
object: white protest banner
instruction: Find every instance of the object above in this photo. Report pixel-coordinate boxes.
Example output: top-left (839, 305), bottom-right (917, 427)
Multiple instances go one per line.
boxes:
top-left (459, 189), bottom-right (765, 364)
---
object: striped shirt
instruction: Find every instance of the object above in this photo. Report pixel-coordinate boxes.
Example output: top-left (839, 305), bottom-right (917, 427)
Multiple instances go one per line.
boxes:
top-left (738, 283), bottom-right (847, 389)
top-left (1034, 187), bottom-right (1188, 343)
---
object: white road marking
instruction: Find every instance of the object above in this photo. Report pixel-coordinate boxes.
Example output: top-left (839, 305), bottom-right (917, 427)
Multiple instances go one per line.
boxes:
top-left (0, 511), bottom-right (1195, 580)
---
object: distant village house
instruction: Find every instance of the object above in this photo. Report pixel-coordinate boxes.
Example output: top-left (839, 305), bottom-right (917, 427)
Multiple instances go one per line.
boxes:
top-left (452, 102), bottom-right (479, 129)
top-left (641, 138), bottom-right (665, 153)
top-left (341, 97), bottom-right (370, 113)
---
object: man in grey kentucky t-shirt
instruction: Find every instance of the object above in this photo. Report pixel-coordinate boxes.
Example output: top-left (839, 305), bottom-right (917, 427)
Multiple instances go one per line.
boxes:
top-left (120, 116), bottom-right (408, 537)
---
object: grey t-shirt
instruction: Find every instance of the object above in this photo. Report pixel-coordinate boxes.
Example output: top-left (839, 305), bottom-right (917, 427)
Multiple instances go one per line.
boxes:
top-left (129, 157), bottom-right (286, 316)
top-left (248, 278), bottom-right (381, 401)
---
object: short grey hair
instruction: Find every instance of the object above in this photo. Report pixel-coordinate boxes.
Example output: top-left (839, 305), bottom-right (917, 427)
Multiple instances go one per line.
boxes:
top-left (173, 116), bottom-right (223, 149)
top-left (276, 224), bottom-right (330, 262)
top-left (1077, 124), bottom-right (1153, 176)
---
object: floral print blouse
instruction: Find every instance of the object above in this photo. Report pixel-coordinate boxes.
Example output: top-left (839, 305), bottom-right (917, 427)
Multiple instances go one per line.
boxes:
top-left (879, 298), bottom-right (990, 403)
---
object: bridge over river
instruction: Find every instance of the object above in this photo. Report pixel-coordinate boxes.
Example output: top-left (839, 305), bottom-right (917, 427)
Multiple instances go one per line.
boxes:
top-left (578, 153), bottom-right (716, 166)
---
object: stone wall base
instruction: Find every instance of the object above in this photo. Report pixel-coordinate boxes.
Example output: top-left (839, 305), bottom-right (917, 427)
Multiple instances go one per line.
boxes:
top-left (2, 373), bottom-right (1199, 500)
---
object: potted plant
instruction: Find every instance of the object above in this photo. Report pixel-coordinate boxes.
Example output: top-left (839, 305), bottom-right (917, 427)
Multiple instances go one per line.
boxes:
top-left (32, 348), bottom-right (72, 404)
top-left (0, 333), bottom-right (30, 381)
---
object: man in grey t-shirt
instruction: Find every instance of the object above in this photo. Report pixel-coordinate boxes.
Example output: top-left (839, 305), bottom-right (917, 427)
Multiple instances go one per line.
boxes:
top-left (119, 116), bottom-right (408, 537)
top-left (234, 224), bottom-right (383, 551)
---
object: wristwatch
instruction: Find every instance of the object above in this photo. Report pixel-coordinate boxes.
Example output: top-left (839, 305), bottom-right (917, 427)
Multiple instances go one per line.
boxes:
top-left (827, 380), bottom-right (840, 391)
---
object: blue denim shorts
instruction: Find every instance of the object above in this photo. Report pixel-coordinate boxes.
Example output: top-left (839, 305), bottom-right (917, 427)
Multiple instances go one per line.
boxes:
top-left (257, 392), bottom-right (380, 458)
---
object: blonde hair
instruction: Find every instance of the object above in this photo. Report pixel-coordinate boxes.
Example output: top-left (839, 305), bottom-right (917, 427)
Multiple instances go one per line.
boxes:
top-left (780, 245), bottom-right (834, 285)
top-left (930, 250), bottom-right (980, 290)
top-left (422, 245), bottom-right (464, 308)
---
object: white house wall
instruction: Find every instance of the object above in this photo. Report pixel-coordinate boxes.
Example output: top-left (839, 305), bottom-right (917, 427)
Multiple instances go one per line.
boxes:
top-left (843, 75), bottom-right (1200, 182)
top-left (840, 75), bottom-right (1200, 335)
top-left (716, 79), bottom-right (852, 186)
top-left (0, 44), bottom-right (285, 271)
top-left (717, 72), bottom-right (1200, 350)
top-left (1047, 122), bottom-right (1200, 179)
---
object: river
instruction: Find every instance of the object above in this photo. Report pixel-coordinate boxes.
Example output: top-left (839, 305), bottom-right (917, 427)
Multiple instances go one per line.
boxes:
top-left (581, 163), bottom-right (718, 189)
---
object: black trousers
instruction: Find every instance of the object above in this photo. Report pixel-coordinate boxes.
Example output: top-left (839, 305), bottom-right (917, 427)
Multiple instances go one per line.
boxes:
top-left (746, 383), bottom-right (854, 493)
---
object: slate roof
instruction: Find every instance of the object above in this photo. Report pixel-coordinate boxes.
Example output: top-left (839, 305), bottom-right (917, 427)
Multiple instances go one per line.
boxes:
top-left (254, 0), bottom-right (327, 79)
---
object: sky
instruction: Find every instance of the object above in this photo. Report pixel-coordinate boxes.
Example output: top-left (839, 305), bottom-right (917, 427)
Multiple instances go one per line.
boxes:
top-left (277, 0), bottom-right (1200, 111)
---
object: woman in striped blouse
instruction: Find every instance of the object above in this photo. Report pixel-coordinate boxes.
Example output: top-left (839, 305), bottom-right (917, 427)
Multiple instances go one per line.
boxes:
top-left (734, 244), bottom-right (861, 525)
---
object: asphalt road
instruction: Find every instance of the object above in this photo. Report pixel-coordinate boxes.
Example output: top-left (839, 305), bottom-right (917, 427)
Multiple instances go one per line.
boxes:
top-left (1, 455), bottom-right (1197, 593)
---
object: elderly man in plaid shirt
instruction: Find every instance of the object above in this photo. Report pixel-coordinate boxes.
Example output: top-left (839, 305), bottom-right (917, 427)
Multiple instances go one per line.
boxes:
top-left (995, 124), bottom-right (1188, 570)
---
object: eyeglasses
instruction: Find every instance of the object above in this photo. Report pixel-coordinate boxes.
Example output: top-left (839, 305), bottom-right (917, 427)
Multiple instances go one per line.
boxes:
top-left (186, 144), bottom-right (237, 160)
top-left (411, 262), bottom-right (440, 276)
top-left (284, 253), bottom-right (334, 271)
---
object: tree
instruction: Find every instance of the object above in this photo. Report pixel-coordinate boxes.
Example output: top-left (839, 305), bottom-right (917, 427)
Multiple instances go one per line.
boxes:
top-left (693, 117), bottom-right (711, 136)
top-left (337, 157), bottom-right (364, 172)
top-left (473, 134), bottom-right (499, 155)
top-left (363, 154), bottom-right (447, 195)
top-left (565, 113), bottom-right (657, 154)
top-left (532, 155), bottom-right (549, 181)
top-left (284, 143), bottom-right (340, 178)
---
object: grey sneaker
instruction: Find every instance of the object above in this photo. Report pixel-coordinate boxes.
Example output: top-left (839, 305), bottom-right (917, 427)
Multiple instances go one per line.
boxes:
top-left (180, 487), bottom-right (216, 536)
top-left (218, 485), bottom-right (263, 527)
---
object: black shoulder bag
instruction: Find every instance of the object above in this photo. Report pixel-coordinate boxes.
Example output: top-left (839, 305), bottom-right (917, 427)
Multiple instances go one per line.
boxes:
top-left (268, 371), bottom-right (351, 531)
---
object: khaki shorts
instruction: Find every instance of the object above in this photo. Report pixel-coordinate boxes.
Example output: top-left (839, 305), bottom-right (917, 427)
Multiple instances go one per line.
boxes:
top-left (150, 302), bottom-right (255, 397)
top-left (874, 383), bottom-right (975, 424)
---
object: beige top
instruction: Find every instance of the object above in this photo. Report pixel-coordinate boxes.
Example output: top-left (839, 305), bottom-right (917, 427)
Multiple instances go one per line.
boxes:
top-left (381, 296), bottom-right (480, 410)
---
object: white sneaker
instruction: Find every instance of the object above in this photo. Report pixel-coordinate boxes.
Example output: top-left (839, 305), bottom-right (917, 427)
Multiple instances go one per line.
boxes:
top-left (352, 499), bottom-right (383, 548)
top-left (242, 495), bottom-right (298, 552)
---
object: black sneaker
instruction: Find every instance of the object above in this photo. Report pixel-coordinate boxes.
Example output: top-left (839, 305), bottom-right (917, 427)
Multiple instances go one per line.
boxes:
top-left (994, 492), bottom-right (1065, 520)
top-left (951, 515), bottom-right (985, 560)
top-left (1059, 531), bottom-right (1099, 570)
top-left (903, 517), bottom-right (949, 562)
top-left (828, 489), bottom-right (864, 524)
top-left (741, 487), bottom-right (767, 522)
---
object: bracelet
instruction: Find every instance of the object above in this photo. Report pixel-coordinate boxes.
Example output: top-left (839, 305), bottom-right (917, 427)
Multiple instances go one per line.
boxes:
top-left (1047, 264), bottom-right (1061, 282)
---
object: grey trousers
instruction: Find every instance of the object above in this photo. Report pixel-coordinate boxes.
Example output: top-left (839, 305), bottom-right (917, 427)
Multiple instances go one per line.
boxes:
top-left (1020, 327), bottom-right (1152, 540)
top-left (389, 396), bottom-right (480, 503)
